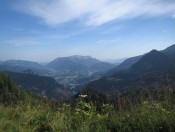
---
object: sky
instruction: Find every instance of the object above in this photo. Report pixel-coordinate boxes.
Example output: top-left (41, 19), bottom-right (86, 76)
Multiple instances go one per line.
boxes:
top-left (0, 0), bottom-right (175, 62)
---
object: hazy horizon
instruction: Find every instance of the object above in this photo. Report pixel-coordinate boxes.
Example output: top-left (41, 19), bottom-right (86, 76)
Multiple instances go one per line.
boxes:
top-left (0, 0), bottom-right (175, 62)
top-left (0, 54), bottom-right (126, 63)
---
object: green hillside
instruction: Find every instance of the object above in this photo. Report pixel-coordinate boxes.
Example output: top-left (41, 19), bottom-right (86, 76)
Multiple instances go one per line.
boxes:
top-left (1, 72), bottom-right (175, 131)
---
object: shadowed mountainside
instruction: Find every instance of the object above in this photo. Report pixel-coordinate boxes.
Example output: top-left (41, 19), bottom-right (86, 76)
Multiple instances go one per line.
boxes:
top-left (85, 44), bottom-right (175, 96)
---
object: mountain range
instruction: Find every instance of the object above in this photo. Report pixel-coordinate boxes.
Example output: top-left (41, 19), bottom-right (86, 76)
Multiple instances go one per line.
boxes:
top-left (0, 60), bottom-right (48, 75)
top-left (46, 55), bottom-right (114, 75)
top-left (1, 44), bottom-right (175, 101)
top-left (107, 55), bottom-right (143, 75)
top-left (107, 44), bottom-right (175, 76)
top-left (85, 44), bottom-right (175, 96)
top-left (0, 55), bottom-right (115, 97)
top-left (0, 56), bottom-right (114, 76)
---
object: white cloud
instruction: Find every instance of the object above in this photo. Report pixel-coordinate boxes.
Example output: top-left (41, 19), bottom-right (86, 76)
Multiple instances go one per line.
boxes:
top-left (15, 0), bottom-right (175, 27)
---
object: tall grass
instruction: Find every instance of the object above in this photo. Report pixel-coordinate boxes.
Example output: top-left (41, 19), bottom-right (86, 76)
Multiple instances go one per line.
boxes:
top-left (1, 87), bottom-right (175, 132)
top-left (1, 72), bottom-right (175, 131)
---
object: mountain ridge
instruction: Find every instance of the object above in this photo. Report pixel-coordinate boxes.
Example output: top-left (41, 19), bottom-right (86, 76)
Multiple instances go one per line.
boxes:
top-left (85, 44), bottom-right (175, 96)
top-left (46, 55), bottom-right (114, 75)
top-left (107, 44), bottom-right (175, 76)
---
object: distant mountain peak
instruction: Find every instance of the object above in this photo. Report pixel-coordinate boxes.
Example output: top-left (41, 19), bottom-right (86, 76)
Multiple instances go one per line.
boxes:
top-left (4, 59), bottom-right (40, 64)
top-left (46, 55), bottom-right (113, 73)
top-left (165, 44), bottom-right (175, 49)
top-left (50, 55), bottom-right (100, 64)
top-left (130, 49), bottom-right (174, 73)
top-left (69, 55), bottom-right (92, 59)
top-left (149, 49), bottom-right (158, 53)
top-left (146, 49), bottom-right (160, 56)
top-left (53, 55), bottom-right (97, 62)
top-left (107, 44), bottom-right (175, 76)
top-left (0, 60), bottom-right (46, 74)
top-left (162, 44), bottom-right (175, 54)
top-left (2, 60), bottom-right (43, 68)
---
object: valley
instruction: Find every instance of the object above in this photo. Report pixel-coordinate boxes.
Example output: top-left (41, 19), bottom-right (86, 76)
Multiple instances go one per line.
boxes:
top-left (1, 1), bottom-right (175, 130)
top-left (1, 44), bottom-right (175, 131)
top-left (1, 44), bottom-right (175, 101)
top-left (0, 55), bottom-right (115, 100)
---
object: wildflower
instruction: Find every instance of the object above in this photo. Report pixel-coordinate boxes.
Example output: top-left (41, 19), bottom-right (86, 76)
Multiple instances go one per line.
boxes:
top-left (143, 101), bottom-right (148, 104)
top-left (167, 111), bottom-right (171, 114)
top-left (63, 104), bottom-right (70, 107)
top-left (162, 108), bottom-right (165, 111)
top-left (79, 94), bottom-right (87, 98)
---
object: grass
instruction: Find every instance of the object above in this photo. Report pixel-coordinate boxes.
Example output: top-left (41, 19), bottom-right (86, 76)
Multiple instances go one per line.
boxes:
top-left (1, 72), bottom-right (175, 131)
top-left (0, 96), bottom-right (175, 132)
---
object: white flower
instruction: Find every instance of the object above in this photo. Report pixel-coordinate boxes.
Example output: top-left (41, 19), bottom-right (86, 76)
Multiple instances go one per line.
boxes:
top-left (79, 94), bottom-right (87, 98)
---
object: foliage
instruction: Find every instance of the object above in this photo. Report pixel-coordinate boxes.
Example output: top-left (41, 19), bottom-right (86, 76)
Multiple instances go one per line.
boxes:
top-left (1, 96), bottom-right (175, 132)
top-left (1, 72), bottom-right (175, 131)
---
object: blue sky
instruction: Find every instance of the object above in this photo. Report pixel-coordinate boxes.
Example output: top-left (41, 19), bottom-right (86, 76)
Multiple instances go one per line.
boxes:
top-left (0, 0), bottom-right (175, 62)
